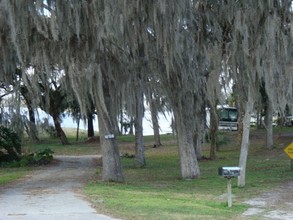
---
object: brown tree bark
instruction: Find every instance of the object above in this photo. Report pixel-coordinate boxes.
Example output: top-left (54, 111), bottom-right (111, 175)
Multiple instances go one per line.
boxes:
top-left (238, 91), bottom-right (253, 187)
top-left (87, 112), bottom-right (94, 138)
top-left (209, 106), bottom-right (218, 160)
top-left (264, 98), bottom-right (274, 149)
top-left (97, 70), bottom-right (124, 182)
top-left (150, 97), bottom-right (162, 148)
top-left (134, 86), bottom-right (146, 167)
top-left (27, 105), bottom-right (40, 143)
top-left (20, 86), bottom-right (39, 143)
top-left (52, 114), bottom-right (70, 145)
top-left (173, 93), bottom-right (200, 179)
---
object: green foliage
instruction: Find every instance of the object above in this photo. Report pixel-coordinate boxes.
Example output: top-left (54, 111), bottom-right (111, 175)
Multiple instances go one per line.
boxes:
top-left (19, 148), bottom-right (54, 166)
top-left (1, 148), bottom-right (54, 167)
top-left (0, 125), bottom-right (21, 162)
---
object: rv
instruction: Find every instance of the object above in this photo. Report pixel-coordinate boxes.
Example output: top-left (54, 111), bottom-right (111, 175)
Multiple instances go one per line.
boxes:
top-left (217, 106), bottom-right (238, 131)
top-left (206, 106), bottom-right (238, 131)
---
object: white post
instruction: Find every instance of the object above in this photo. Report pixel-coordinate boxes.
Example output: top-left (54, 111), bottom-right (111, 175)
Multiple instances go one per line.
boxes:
top-left (227, 178), bottom-right (232, 207)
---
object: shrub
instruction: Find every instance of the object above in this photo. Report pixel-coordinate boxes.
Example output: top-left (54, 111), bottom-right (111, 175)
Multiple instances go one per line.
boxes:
top-left (0, 126), bottom-right (21, 163)
top-left (1, 148), bottom-right (54, 167)
top-left (34, 148), bottom-right (54, 165)
top-left (19, 148), bottom-right (54, 166)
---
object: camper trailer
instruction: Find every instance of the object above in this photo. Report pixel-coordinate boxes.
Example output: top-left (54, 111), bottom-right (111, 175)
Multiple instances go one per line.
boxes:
top-left (206, 106), bottom-right (238, 131)
top-left (217, 106), bottom-right (238, 131)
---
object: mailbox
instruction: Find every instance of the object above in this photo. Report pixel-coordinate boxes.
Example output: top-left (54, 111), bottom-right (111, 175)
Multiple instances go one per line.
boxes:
top-left (218, 166), bottom-right (241, 178)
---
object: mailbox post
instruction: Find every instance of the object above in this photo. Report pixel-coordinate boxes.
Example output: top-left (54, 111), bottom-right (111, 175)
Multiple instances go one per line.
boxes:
top-left (218, 167), bottom-right (241, 207)
top-left (226, 177), bottom-right (232, 207)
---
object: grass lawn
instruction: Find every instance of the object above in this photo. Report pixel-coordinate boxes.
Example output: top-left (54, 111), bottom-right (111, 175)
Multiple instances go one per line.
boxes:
top-left (0, 167), bottom-right (34, 185)
top-left (84, 128), bottom-right (293, 220)
top-left (1, 126), bottom-right (293, 219)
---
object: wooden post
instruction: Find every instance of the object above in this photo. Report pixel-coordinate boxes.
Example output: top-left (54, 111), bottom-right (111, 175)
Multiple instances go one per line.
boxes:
top-left (227, 178), bottom-right (232, 207)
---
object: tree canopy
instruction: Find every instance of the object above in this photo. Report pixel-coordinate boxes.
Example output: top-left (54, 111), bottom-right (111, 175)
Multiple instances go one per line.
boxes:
top-left (0, 0), bottom-right (292, 182)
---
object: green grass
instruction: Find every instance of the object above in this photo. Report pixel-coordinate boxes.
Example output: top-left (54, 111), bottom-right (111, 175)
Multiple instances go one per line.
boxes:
top-left (22, 139), bottom-right (100, 155)
top-left (1, 127), bottom-right (293, 219)
top-left (86, 181), bottom-right (246, 220)
top-left (0, 167), bottom-right (33, 185)
top-left (85, 144), bottom-right (249, 219)
top-left (22, 128), bottom-right (101, 155)
top-left (84, 128), bottom-right (293, 220)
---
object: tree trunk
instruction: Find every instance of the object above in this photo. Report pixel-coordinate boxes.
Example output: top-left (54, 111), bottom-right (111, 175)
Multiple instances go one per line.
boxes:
top-left (150, 98), bottom-right (161, 148)
top-left (28, 107), bottom-right (39, 143)
top-left (98, 111), bottom-right (124, 182)
top-left (52, 114), bottom-right (70, 145)
top-left (194, 106), bottom-right (205, 160)
top-left (134, 88), bottom-right (146, 167)
top-left (238, 95), bottom-right (253, 187)
top-left (175, 113), bottom-right (200, 179)
top-left (209, 106), bottom-right (218, 160)
top-left (256, 110), bottom-right (262, 129)
top-left (76, 116), bottom-right (80, 141)
top-left (193, 132), bottom-right (202, 160)
top-left (87, 112), bottom-right (94, 138)
top-left (113, 113), bottom-right (121, 135)
top-left (173, 95), bottom-right (200, 179)
top-left (97, 70), bottom-right (124, 182)
top-left (129, 117), bottom-right (134, 135)
top-left (237, 106), bottom-right (244, 146)
top-left (20, 87), bottom-right (39, 143)
top-left (264, 98), bottom-right (273, 149)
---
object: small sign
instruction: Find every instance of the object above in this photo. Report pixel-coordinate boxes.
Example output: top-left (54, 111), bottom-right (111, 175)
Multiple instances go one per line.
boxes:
top-left (105, 134), bottom-right (115, 139)
top-left (284, 142), bottom-right (293, 159)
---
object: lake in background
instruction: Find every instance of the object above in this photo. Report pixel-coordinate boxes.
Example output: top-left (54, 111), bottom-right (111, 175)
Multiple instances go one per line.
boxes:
top-left (36, 109), bottom-right (173, 136)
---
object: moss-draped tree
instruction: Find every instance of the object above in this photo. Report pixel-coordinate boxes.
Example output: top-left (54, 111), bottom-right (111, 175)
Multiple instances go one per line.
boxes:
top-left (0, 0), bottom-right (292, 183)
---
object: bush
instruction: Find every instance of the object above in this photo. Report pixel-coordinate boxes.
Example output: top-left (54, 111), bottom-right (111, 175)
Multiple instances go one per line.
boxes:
top-left (19, 148), bottom-right (54, 166)
top-left (34, 148), bottom-right (54, 165)
top-left (1, 148), bottom-right (54, 167)
top-left (0, 126), bottom-right (21, 163)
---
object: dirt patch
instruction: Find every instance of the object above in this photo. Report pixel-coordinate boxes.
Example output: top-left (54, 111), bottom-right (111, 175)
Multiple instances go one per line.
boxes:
top-left (241, 130), bottom-right (293, 219)
top-left (242, 179), bottom-right (293, 219)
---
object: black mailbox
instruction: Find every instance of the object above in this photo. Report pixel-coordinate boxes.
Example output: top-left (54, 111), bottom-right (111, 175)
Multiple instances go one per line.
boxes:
top-left (218, 167), bottom-right (241, 178)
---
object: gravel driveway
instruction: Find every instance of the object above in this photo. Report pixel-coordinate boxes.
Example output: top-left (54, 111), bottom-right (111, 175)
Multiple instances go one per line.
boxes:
top-left (242, 181), bottom-right (293, 220)
top-left (0, 155), bottom-right (117, 220)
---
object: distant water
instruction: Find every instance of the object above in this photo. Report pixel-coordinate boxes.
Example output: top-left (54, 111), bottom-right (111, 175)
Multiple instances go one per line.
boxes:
top-left (36, 109), bottom-right (173, 136)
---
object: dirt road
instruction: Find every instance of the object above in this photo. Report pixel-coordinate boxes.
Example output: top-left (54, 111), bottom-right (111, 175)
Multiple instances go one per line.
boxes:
top-left (242, 180), bottom-right (293, 220)
top-left (0, 155), bottom-right (117, 220)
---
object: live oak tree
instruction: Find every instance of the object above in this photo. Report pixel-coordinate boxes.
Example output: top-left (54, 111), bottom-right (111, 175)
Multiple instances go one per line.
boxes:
top-left (0, 0), bottom-right (292, 183)
top-left (217, 0), bottom-right (293, 186)
top-left (0, 0), bottom-right (125, 181)
top-left (20, 85), bottom-right (40, 143)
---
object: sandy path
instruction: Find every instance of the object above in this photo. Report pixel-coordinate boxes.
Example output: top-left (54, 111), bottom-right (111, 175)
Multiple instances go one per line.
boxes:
top-left (0, 155), bottom-right (117, 220)
top-left (242, 181), bottom-right (293, 219)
